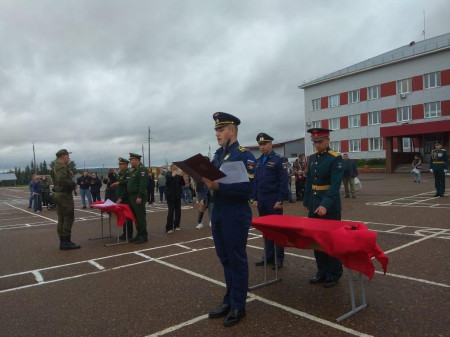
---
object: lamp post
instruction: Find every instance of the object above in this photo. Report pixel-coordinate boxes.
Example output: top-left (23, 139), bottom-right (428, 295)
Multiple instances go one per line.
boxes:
top-left (148, 127), bottom-right (152, 169)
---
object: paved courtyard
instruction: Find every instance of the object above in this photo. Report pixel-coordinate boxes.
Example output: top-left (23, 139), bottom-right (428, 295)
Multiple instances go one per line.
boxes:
top-left (0, 172), bottom-right (449, 336)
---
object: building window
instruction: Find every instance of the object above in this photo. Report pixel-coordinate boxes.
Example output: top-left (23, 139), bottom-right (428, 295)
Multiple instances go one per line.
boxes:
top-left (349, 114), bottom-right (360, 128)
top-left (330, 141), bottom-right (340, 153)
top-left (311, 120), bottom-right (321, 128)
top-left (424, 101), bottom-right (441, 118)
top-left (369, 137), bottom-right (383, 151)
top-left (367, 85), bottom-right (380, 100)
top-left (312, 98), bottom-right (321, 111)
top-left (348, 89), bottom-right (360, 104)
top-left (402, 138), bottom-right (411, 150)
top-left (397, 106), bottom-right (411, 122)
top-left (368, 111), bottom-right (381, 125)
top-left (329, 117), bottom-right (340, 130)
top-left (397, 78), bottom-right (412, 94)
top-left (328, 94), bottom-right (340, 108)
top-left (423, 72), bottom-right (441, 89)
top-left (349, 139), bottom-right (361, 152)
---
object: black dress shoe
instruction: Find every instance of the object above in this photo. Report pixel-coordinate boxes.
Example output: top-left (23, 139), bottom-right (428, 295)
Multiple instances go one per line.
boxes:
top-left (309, 275), bottom-right (326, 284)
top-left (208, 304), bottom-right (230, 318)
top-left (134, 237), bottom-right (148, 244)
top-left (119, 234), bottom-right (127, 240)
top-left (434, 194), bottom-right (440, 197)
top-left (223, 308), bottom-right (246, 327)
top-left (323, 279), bottom-right (338, 288)
top-left (255, 258), bottom-right (274, 266)
top-left (272, 262), bottom-right (283, 270)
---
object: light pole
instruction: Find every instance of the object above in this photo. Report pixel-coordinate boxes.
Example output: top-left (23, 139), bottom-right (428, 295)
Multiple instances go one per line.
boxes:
top-left (32, 141), bottom-right (37, 174)
top-left (141, 144), bottom-right (145, 166)
top-left (148, 127), bottom-right (152, 169)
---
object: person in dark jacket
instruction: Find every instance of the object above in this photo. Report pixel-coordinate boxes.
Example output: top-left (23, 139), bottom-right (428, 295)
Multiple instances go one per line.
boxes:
top-left (77, 171), bottom-right (93, 208)
top-left (165, 164), bottom-right (184, 233)
top-left (147, 170), bottom-right (155, 204)
top-left (41, 175), bottom-right (51, 206)
top-left (342, 153), bottom-right (359, 199)
top-left (90, 172), bottom-right (103, 202)
top-left (30, 176), bottom-right (43, 212)
top-left (103, 169), bottom-right (118, 202)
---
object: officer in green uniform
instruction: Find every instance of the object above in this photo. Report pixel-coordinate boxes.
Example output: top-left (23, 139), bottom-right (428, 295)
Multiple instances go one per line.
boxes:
top-left (303, 128), bottom-right (344, 288)
top-left (127, 153), bottom-right (148, 244)
top-left (116, 157), bottom-right (134, 240)
top-left (51, 149), bottom-right (80, 250)
top-left (430, 141), bottom-right (448, 197)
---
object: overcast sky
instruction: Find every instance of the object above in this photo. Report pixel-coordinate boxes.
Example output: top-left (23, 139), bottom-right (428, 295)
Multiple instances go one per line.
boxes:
top-left (1, 0), bottom-right (449, 172)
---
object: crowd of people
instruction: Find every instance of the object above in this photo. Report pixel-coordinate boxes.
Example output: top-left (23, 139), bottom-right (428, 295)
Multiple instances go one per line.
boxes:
top-left (33, 111), bottom-right (447, 328)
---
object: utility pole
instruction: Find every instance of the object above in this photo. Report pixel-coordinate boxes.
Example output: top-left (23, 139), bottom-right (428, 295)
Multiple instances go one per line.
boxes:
top-left (142, 144), bottom-right (145, 165)
top-left (32, 141), bottom-right (37, 174)
top-left (148, 127), bottom-right (152, 168)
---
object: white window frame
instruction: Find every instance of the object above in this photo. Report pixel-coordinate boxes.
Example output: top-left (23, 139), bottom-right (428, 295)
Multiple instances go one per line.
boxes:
top-left (348, 89), bottom-right (360, 104)
top-left (328, 117), bottom-right (340, 130)
top-left (368, 111), bottom-right (381, 125)
top-left (312, 98), bottom-right (321, 111)
top-left (367, 85), bottom-right (380, 100)
top-left (349, 139), bottom-right (361, 152)
top-left (369, 137), bottom-right (382, 151)
top-left (424, 101), bottom-right (441, 118)
top-left (397, 78), bottom-right (412, 94)
top-left (423, 72), bottom-right (441, 89)
top-left (330, 141), bottom-right (340, 153)
top-left (349, 114), bottom-right (360, 128)
top-left (397, 106), bottom-right (411, 122)
top-left (402, 138), bottom-right (411, 150)
top-left (311, 120), bottom-right (321, 128)
top-left (328, 94), bottom-right (340, 108)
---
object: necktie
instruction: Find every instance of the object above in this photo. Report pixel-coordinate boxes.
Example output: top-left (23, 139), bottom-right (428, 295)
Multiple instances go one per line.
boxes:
top-left (262, 155), bottom-right (268, 165)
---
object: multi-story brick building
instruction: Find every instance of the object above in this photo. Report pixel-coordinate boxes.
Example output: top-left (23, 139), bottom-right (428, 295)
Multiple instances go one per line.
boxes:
top-left (299, 33), bottom-right (450, 172)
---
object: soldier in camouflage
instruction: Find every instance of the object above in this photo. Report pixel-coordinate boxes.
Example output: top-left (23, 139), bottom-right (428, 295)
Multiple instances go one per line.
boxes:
top-left (51, 149), bottom-right (80, 250)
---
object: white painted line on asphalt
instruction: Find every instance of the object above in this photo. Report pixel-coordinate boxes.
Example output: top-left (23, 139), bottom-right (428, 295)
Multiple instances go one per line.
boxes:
top-left (32, 271), bottom-right (44, 283)
top-left (88, 260), bottom-right (105, 270)
top-left (4, 203), bottom-right (57, 223)
top-left (145, 298), bottom-right (257, 337)
top-left (374, 270), bottom-right (449, 288)
top-left (384, 228), bottom-right (447, 255)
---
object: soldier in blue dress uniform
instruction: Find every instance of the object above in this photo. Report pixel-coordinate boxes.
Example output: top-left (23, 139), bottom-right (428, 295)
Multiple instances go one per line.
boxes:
top-left (303, 128), bottom-right (344, 288)
top-left (252, 132), bottom-right (288, 270)
top-left (430, 141), bottom-right (448, 197)
top-left (201, 112), bottom-right (255, 327)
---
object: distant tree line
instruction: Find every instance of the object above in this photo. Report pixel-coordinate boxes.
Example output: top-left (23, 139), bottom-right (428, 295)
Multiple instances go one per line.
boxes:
top-left (11, 160), bottom-right (77, 185)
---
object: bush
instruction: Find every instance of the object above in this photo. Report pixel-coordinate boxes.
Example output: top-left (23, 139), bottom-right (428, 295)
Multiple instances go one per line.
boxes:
top-left (354, 158), bottom-right (386, 168)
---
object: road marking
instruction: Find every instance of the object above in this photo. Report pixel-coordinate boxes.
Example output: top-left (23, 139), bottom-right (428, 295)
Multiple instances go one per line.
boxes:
top-left (4, 203), bottom-right (57, 222)
top-left (88, 260), bottom-right (105, 270)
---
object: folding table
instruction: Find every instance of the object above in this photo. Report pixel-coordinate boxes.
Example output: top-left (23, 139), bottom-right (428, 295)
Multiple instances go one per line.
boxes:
top-left (250, 215), bottom-right (388, 322)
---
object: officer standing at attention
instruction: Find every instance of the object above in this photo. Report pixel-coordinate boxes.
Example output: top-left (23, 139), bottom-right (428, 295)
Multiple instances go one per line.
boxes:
top-left (200, 112), bottom-right (255, 327)
top-left (253, 132), bottom-right (288, 270)
top-left (303, 128), bottom-right (344, 288)
top-left (430, 141), bottom-right (448, 197)
top-left (125, 153), bottom-right (148, 244)
top-left (116, 157), bottom-right (134, 240)
top-left (51, 149), bottom-right (80, 250)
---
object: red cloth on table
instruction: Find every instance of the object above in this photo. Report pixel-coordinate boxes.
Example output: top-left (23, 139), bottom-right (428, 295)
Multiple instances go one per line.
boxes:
top-left (90, 201), bottom-right (137, 228)
top-left (251, 215), bottom-right (388, 280)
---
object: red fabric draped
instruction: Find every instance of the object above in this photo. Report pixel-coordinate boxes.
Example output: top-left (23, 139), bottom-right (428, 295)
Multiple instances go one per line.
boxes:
top-left (90, 201), bottom-right (137, 228)
top-left (252, 215), bottom-right (388, 279)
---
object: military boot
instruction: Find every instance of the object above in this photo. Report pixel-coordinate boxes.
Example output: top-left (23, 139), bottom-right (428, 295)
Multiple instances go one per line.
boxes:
top-left (60, 236), bottom-right (81, 250)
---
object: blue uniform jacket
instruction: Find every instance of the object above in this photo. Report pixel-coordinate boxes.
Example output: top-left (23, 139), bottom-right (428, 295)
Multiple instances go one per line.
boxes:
top-left (211, 141), bottom-right (255, 205)
top-left (253, 151), bottom-right (288, 202)
top-left (303, 148), bottom-right (344, 213)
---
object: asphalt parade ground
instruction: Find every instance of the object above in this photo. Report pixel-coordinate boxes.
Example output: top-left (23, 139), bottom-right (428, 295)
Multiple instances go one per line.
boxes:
top-left (0, 173), bottom-right (449, 337)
